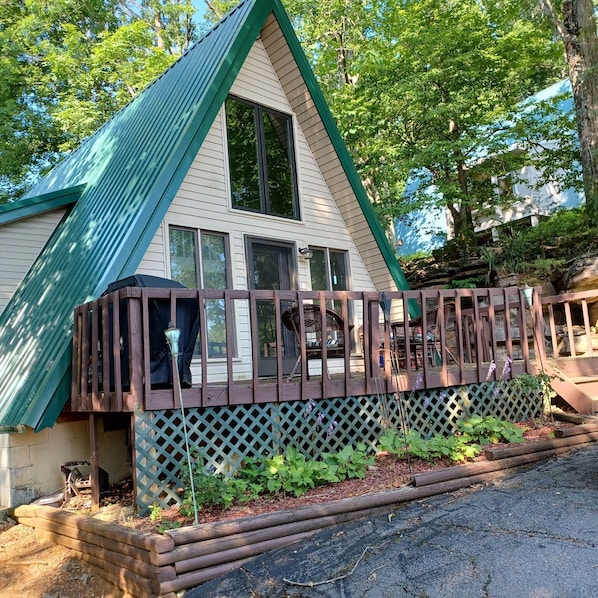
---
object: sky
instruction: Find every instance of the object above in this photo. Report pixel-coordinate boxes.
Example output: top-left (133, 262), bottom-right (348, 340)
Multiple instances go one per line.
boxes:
top-left (192, 0), bottom-right (210, 25)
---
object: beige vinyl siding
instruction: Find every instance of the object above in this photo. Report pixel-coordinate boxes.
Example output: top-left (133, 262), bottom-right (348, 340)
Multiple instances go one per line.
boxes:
top-left (137, 38), bottom-right (381, 380)
top-left (137, 221), bottom-right (166, 277)
top-left (0, 210), bottom-right (65, 314)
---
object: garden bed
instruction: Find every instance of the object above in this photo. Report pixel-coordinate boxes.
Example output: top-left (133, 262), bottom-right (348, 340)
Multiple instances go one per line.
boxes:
top-left (10, 415), bottom-right (598, 597)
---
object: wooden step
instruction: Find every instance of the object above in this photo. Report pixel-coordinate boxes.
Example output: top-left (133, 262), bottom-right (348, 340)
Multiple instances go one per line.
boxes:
top-left (568, 378), bottom-right (598, 396)
top-left (547, 366), bottom-right (596, 415)
top-left (554, 355), bottom-right (598, 378)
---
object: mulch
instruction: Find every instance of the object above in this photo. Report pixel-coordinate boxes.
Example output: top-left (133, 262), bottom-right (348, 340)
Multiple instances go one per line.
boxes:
top-left (60, 416), bottom-right (572, 533)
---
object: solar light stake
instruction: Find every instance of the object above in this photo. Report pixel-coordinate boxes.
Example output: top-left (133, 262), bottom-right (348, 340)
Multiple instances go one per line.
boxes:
top-left (165, 322), bottom-right (198, 525)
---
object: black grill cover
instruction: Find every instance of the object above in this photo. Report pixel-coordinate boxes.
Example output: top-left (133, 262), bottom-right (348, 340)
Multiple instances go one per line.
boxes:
top-left (102, 275), bottom-right (199, 389)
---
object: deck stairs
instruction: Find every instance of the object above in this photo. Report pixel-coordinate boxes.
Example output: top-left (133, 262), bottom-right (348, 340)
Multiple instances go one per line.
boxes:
top-left (548, 356), bottom-right (598, 415)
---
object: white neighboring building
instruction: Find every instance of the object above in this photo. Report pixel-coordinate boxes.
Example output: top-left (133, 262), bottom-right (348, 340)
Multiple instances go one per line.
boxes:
top-left (395, 79), bottom-right (583, 255)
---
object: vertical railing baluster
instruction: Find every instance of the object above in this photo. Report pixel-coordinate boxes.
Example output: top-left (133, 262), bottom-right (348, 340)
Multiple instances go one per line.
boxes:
top-left (71, 305), bottom-right (83, 408)
top-left (100, 295), bottom-right (110, 410)
top-left (127, 292), bottom-right (142, 410)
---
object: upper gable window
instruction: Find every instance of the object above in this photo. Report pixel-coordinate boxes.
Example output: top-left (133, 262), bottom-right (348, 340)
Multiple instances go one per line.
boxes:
top-left (225, 96), bottom-right (300, 220)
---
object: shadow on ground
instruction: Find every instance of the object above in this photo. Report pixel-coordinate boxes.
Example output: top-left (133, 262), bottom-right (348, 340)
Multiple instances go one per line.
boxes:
top-left (191, 444), bottom-right (598, 598)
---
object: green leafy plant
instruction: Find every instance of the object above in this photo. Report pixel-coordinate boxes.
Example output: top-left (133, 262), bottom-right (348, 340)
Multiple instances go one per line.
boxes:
top-left (377, 428), bottom-right (409, 458)
top-left (147, 504), bottom-right (182, 532)
top-left (378, 416), bottom-right (526, 464)
top-left (178, 444), bottom-right (378, 513)
top-left (424, 434), bottom-right (454, 459)
top-left (180, 450), bottom-right (255, 514)
top-left (511, 371), bottom-right (555, 417)
top-left (322, 443), bottom-right (374, 480)
top-left (447, 277), bottom-right (479, 289)
top-left (259, 447), bottom-right (334, 497)
top-left (377, 429), bottom-right (430, 460)
top-left (479, 246), bottom-right (498, 286)
top-left (252, 446), bottom-right (375, 497)
top-left (457, 415), bottom-right (526, 445)
top-left (497, 208), bottom-right (598, 280)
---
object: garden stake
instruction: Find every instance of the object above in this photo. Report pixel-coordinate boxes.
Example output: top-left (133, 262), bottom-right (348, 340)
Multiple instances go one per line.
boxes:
top-left (387, 326), bottom-right (413, 472)
top-left (165, 323), bottom-right (199, 526)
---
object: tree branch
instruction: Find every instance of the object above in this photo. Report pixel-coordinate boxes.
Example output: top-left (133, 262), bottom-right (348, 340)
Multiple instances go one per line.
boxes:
top-left (204, 1), bottom-right (222, 19)
top-left (283, 545), bottom-right (375, 587)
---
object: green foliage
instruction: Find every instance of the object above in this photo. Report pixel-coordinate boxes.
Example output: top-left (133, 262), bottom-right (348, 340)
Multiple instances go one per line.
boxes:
top-left (276, 0), bottom-right (567, 237)
top-left (447, 277), bottom-right (480, 289)
top-left (377, 428), bottom-right (409, 457)
top-left (177, 417), bottom-right (528, 518)
top-left (0, 0), bottom-right (198, 195)
top-left (427, 434), bottom-right (482, 462)
top-left (511, 372), bottom-right (552, 395)
top-left (511, 371), bottom-right (555, 414)
top-left (249, 445), bottom-right (374, 497)
top-left (377, 428), bottom-right (482, 463)
top-left (147, 504), bottom-right (182, 532)
top-left (377, 416), bottom-right (526, 464)
top-left (258, 447), bottom-right (336, 496)
top-left (322, 443), bottom-right (375, 480)
top-left (457, 416), bottom-right (526, 445)
top-left (148, 503), bottom-right (163, 522)
top-left (497, 208), bottom-right (598, 278)
top-left (179, 444), bottom-right (374, 515)
top-left (180, 450), bottom-right (256, 514)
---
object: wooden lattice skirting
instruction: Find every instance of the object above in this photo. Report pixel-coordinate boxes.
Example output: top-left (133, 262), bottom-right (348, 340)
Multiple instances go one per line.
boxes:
top-left (134, 380), bottom-right (545, 513)
top-left (14, 424), bottom-right (598, 598)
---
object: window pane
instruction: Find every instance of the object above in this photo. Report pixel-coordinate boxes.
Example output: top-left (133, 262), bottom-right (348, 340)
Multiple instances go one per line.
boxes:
top-left (169, 228), bottom-right (198, 288)
top-left (226, 98), bottom-right (261, 212)
top-left (200, 233), bottom-right (229, 357)
top-left (201, 233), bottom-right (228, 289)
top-left (309, 248), bottom-right (328, 290)
top-left (330, 251), bottom-right (348, 291)
top-left (263, 109), bottom-right (296, 218)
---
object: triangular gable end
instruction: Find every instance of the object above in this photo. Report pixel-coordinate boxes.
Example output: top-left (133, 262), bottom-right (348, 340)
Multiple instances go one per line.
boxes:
top-left (0, 0), bottom-right (407, 432)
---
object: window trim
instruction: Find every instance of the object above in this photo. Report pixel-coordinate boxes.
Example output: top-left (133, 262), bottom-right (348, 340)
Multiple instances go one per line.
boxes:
top-left (169, 226), bottom-right (232, 290)
top-left (308, 246), bottom-right (351, 292)
top-left (168, 225), bottom-right (234, 359)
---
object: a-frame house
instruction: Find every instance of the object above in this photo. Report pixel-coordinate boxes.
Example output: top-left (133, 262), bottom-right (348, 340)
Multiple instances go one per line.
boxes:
top-left (0, 0), bottom-right (409, 510)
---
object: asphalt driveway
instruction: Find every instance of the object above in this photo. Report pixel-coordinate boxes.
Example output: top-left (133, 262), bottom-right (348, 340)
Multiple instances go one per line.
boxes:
top-left (191, 443), bottom-right (598, 597)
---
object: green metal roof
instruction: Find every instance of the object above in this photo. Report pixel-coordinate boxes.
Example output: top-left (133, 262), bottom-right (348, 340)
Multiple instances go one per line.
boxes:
top-left (0, 0), bottom-right (408, 432)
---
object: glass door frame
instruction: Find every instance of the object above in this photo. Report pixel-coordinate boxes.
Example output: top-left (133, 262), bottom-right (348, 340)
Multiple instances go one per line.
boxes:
top-left (246, 237), bottom-right (298, 377)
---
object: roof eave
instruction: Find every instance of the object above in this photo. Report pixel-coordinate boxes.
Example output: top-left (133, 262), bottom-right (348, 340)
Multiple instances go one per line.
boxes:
top-left (0, 184), bottom-right (85, 226)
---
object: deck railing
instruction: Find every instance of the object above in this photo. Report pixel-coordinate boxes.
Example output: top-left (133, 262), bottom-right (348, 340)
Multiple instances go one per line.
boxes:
top-left (541, 289), bottom-right (598, 359)
top-left (71, 285), bottom-right (596, 413)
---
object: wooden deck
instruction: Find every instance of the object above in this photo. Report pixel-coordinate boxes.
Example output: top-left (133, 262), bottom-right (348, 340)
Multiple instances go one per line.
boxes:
top-left (70, 285), bottom-right (598, 414)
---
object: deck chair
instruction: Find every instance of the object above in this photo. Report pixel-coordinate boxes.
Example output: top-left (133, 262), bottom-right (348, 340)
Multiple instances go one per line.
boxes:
top-left (427, 302), bottom-right (458, 365)
top-left (281, 304), bottom-right (348, 380)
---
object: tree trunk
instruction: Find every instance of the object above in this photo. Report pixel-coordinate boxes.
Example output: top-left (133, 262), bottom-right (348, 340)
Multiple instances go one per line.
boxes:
top-left (561, 0), bottom-right (598, 225)
top-left (447, 120), bottom-right (476, 245)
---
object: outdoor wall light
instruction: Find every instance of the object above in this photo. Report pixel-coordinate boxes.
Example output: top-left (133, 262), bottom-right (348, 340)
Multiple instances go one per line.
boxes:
top-left (298, 247), bottom-right (313, 260)
top-left (164, 322), bottom-right (181, 357)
